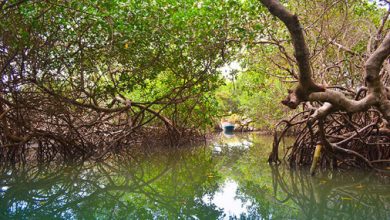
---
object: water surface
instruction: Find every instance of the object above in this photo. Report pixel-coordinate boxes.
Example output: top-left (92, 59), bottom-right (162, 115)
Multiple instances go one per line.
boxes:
top-left (0, 133), bottom-right (389, 219)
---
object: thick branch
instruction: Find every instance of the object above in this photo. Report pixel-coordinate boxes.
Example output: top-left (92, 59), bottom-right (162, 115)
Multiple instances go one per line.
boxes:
top-left (309, 91), bottom-right (376, 113)
top-left (260, 0), bottom-right (324, 109)
top-left (259, 0), bottom-right (322, 92)
top-left (365, 32), bottom-right (390, 92)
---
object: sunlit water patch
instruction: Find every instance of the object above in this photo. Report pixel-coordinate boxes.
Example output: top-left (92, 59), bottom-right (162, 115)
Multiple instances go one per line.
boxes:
top-left (202, 179), bottom-right (253, 219)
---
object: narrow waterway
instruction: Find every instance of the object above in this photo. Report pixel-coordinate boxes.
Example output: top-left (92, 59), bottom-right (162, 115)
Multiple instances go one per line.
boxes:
top-left (0, 133), bottom-right (389, 219)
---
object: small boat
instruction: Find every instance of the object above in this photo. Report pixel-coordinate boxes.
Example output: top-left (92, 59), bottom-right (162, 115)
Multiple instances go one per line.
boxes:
top-left (221, 122), bottom-right (235, 133)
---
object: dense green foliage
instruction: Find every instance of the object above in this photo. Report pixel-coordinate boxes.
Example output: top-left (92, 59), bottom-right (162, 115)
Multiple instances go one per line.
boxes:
top-left (0, 0), bottom-right (267, 132)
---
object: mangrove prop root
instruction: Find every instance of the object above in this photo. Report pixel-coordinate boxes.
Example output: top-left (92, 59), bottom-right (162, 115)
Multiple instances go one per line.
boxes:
top-left (270, 108), bottom-right (390, 172)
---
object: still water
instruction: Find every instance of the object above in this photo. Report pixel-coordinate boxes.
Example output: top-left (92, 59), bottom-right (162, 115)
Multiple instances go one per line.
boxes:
top-left (0, 133), bottom-right (389, 219)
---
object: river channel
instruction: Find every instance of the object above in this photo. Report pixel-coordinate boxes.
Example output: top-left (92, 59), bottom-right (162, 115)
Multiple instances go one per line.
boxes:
top-left (0, 133), bottom-right (389, 219)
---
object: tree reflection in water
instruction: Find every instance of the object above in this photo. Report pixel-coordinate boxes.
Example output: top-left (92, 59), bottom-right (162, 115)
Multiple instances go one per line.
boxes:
top-left (0, 148), bottom-right (224, 219)
top-left (0, 134), bottom-right (389, 219)
top-left (268, 166), bottom-right (390, 220)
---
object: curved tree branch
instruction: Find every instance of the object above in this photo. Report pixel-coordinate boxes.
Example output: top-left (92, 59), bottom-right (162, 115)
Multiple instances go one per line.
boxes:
top-left (260, 0), bottom-right (390, 120)
top-left (260, 0), bottom-right (325, 109)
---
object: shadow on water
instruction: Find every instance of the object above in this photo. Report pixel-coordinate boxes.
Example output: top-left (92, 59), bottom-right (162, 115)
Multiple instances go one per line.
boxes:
top-left (0, 133), bottom-right (389, 219)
